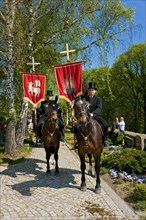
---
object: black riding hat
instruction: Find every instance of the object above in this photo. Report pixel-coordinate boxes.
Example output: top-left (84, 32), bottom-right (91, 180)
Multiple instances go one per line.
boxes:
top-left (47, 90), bottom-right (53, 96)
top-left (88, 82), bottom-right (97, 90)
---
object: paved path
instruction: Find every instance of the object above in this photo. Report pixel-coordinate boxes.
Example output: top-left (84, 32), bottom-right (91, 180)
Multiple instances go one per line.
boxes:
top-left (1, 142), bottom-right (139, 220)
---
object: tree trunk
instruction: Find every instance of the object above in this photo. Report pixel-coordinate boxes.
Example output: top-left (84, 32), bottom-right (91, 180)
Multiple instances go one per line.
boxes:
top-left (16, 101), bottom-right (28, 148)
top-left (5, 120), bottom-right (17, 155)
top-left (4, 100), bottom-right (28, 155)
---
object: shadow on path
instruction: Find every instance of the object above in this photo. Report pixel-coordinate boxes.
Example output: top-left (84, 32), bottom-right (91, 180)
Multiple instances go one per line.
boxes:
top-left (2, 158), bottom-right (81, 196)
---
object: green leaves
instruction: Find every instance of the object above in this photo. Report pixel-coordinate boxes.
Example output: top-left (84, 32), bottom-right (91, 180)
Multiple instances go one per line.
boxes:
top-left (101, 148), bottom-right (146, 174)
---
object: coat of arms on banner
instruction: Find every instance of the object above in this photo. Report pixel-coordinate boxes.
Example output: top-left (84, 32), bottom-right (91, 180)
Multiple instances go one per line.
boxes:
top-left (23, 73), bottom-right (46, 105)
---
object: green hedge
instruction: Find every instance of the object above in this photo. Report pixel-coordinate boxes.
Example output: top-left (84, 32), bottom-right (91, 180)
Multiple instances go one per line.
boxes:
top-left (101, 148), bottom-right (146, 174)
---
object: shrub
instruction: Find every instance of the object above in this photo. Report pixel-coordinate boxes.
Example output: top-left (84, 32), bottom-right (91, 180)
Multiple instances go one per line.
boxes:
top-left (101, 148), bottom-right (146, 174)
top-left (131, 184), bottom-right (146, 202)
top-left (131, 184), bottom-right (146, 210)
top-left (114, 133), bottom-right (124, 145)
top-left (113, 179), bottom-right (124, 184)
top-left (100, 167), bottom-right (108, 175)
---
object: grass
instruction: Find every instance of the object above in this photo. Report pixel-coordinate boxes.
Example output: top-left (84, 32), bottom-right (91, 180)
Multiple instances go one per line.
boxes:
top-left (0, 140), bottom-right (33, 165)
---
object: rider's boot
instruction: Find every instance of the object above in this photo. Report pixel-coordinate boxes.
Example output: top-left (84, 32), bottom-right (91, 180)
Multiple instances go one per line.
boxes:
top-left (103, 126), bottom-right (109, 147)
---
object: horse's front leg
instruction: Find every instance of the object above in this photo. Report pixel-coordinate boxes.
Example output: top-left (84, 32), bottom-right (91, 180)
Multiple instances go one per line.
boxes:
top-left (45, 148), bottom-right (51, 174)
top-left (54, 149), bottom-right (59, 175)
top-left (94, 153), bottom-right (101, 193)
top-left (79, 154), bottom-right (86, 191)
top-left (87, 153), bottom-right (92, 176)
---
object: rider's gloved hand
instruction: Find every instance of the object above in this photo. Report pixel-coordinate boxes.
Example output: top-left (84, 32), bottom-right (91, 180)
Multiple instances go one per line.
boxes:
top-left (90, 113), bottom-right (93, 117)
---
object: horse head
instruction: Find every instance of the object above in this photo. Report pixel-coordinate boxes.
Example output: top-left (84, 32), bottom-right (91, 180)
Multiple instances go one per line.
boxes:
top-left (45, 100), bottom-right (59, 119)
top-left (73, 96), bottom-right (90, 123)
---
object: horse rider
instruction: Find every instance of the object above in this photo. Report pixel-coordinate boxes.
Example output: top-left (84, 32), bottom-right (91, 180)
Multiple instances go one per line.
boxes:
top-left (85, 82), bottom-right (109, 147)
top-left (36, 90), bottom-right (65, 141)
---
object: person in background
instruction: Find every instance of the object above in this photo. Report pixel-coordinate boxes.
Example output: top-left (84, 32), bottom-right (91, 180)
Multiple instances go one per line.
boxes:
top-left (116, 117), bottom-right (125, 134)
top-left (85, 82), bottom-right (109, 147)
top-left (36, 90), bottom-right (64, 141)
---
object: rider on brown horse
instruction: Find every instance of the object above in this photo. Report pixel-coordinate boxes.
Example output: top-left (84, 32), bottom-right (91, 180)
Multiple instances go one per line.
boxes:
top-left (85, 82), bottom-right (109, 147)
top-left (36, 90), bottom-right (64, 141)
top-left (74, 82), bottom-right (109, 147)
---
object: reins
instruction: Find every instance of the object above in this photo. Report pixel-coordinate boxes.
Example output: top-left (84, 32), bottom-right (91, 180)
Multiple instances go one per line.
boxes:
top-left (45, 116), bottom-right (59, 137)
top-left (78, 118), bottom-right (94, 144)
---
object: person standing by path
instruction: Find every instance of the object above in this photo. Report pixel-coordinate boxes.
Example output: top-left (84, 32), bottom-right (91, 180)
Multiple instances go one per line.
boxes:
top-left (116, 116), bottom-right (125, 134)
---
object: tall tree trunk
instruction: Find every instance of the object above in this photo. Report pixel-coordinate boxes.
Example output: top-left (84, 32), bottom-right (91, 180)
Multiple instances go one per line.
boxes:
top-left (3, 0), bottom-right (20, 154)
top-left (16, 101), bottom-right (28, 148)
top-left (5, 120), bottom-right (16, 155)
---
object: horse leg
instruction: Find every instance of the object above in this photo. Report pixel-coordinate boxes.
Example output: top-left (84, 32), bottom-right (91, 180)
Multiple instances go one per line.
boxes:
top-left (79, 154), bottom-right (86, 191)
top-left (94, 153), bottom-right (101, 193)
top-left (45, 149), bottom-right (51, 174)
top-left (54, 150), bottom-right (59, 174)
top-left (49, 155), bottom-right (55, 165)
top-left (87, 153), bottom-right (92, 176)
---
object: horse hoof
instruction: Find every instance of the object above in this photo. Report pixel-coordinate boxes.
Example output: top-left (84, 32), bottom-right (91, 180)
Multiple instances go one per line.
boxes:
top-left (95, 186), bottom-right (101, 194)
top-left (88, 170), bottom-right (92, 176)
top-left (54, 170), bottom-right (59, 175)
top-left (46, 171), bottom-right (51, 175)
top-left (80, 185), bottom-right (87, 192)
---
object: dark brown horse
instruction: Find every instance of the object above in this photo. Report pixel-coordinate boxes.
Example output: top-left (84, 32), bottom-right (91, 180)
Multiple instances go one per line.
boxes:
top-left (73, 96), bottom-right (103, 193)
top-left (41, 102), bottom-right (61, 174)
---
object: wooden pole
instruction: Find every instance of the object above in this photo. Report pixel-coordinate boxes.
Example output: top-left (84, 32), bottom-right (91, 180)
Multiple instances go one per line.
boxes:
top-left (26, 57), bottom-right (41, 142)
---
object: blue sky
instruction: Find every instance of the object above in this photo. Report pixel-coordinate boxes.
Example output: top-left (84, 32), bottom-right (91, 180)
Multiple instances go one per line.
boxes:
top-left (84, 0), bottom-right (146, 69)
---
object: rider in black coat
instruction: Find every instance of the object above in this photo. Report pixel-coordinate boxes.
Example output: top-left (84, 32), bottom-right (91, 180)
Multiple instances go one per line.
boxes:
top-left (85, 82), bottom-right (109, 147)
top-left (36, 90), bottom-right (64, 140)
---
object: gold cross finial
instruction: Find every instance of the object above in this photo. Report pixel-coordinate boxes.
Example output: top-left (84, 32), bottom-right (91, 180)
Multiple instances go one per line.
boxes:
top-left (27, 57), bottom-right (40, 72)
top-left (60, 43), bottom-right (76, 62)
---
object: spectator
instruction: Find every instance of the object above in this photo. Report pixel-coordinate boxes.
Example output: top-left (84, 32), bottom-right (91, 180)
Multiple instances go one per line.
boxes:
top-left (116, 117), bottom-right (125, 134)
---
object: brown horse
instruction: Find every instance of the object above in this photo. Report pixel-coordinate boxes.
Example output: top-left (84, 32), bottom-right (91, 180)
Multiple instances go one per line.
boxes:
top-left (41, 102), bottom-right (61, 175)
top-left (73, 96), bottom-right (103, 193)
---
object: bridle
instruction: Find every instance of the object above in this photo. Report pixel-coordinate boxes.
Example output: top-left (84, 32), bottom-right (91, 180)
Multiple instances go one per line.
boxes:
top-left (74, 99), bottom-right (93, 144)
top-left (78, 118), bottom-right (94, 142)
top-left (45, 108), bottom-right (59, 137)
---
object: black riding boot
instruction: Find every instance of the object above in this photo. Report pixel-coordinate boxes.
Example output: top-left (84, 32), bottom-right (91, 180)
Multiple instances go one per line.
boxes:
top-left (58, 118), bottom-right (65, 141)
top-left (60, 129), bottom-right (64, 141)
top-left (103, 126), bottom-right (109, 147)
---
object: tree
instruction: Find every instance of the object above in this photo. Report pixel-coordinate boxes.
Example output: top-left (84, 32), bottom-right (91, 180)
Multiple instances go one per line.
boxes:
top-left (0, 0), bottom-right (134, 154)
top-left (111, 43), bottom-right (146, 133)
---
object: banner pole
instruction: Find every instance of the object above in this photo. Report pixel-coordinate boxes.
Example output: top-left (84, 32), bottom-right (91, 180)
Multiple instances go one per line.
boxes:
top-left (71, 98), bottom-right (75, 147)
top-left (33, 105), bottom-right (37, 138)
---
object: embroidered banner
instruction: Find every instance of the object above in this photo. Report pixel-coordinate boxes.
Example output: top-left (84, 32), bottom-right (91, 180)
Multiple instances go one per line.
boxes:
top-left (23, 72), bottom-right (46, 105)
top-left (54, 61), bottom-right (82, 102)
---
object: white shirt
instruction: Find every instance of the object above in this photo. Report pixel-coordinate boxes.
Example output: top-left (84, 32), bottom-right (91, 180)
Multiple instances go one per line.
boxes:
top-left (118, 120), bottom-right (125, 132)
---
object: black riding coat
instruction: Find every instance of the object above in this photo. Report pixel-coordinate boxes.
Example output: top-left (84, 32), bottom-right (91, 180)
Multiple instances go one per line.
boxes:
top-left (87, 95), bottom-right (102, 118)
top-left (86, 95), bottom-right (108, 128)
top-left (36, 100), bottom-right (64, 129)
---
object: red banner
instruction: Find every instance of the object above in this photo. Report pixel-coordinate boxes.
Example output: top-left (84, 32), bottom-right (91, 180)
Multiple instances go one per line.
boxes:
top-left (23, 72), bottom-right (46, 105)
top-left (54, 61), bottom-right (82, 102)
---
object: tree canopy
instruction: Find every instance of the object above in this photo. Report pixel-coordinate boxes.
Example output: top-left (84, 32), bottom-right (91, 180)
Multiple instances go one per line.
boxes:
top-left (110, 43), bottom-right (146, 133)
top-left (0, 0), bottom-right (136, 153)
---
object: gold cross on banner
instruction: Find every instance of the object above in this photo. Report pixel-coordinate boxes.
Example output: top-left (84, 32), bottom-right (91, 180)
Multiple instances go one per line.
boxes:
top-left (60, 43), bottom-right (76, 62)
top-left (27, 57), bottom-right (40, 72)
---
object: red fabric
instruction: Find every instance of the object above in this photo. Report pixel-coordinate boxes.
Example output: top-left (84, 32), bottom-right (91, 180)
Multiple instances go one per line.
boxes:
top-left (54, 61), bottom-right (82, 102)
top-left (23, 73), bottom-right (46, 105)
